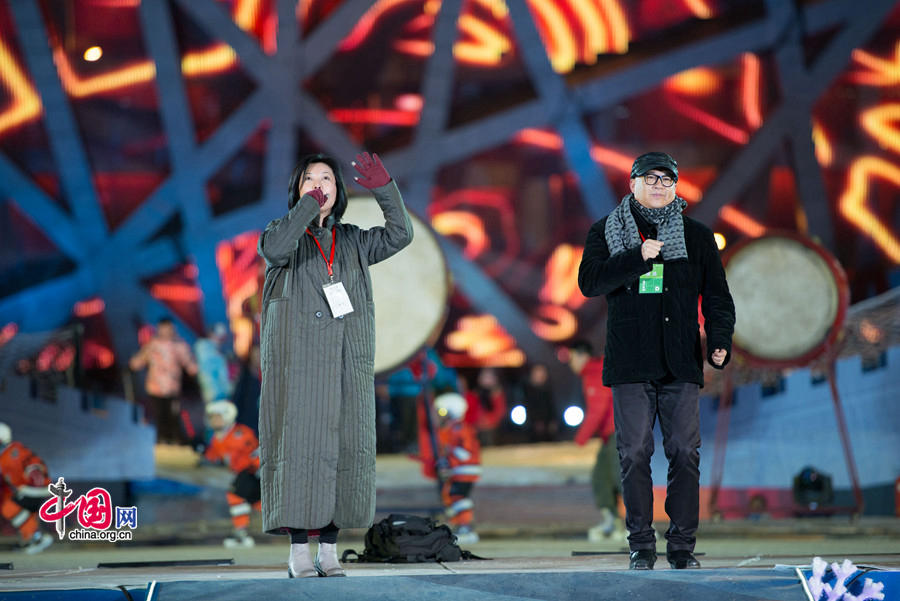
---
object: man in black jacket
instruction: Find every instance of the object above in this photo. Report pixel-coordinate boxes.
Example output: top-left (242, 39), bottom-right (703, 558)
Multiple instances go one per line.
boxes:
top-left (578, 152), bottom-right (735, 570)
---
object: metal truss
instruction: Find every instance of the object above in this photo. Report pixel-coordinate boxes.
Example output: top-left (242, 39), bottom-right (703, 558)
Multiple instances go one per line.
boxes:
top-left (0, 0), bottom-right (894, 383)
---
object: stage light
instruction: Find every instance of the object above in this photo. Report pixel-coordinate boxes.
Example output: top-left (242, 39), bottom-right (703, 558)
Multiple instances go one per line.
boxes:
top-left (47, 0), bottom-right (260, 102)
top-left (563, 405), bottom-right (584, 427)
top-left (444, 314), bottom-right (526, 367)
top-left (811, 120), bottom-right (834, 167)
top-left (667, 94), bottom-right (749, 144)
top-left (850, 41), bottom-right (900, 86)
top-left (455, 13), bottom-right (510, 65)
top-left (85, 341), bottom-right (115, 369)
top-left (74, 297), bottom-right (106, 317)
top-left (665, 67), bottom-right (720, 96)
top-left (838, 156), bottom-right (900, 262)
top-left (719, 205), bottom-right (766, 237)
top-left (0, 323), bottom-right (17, 347)
top-left (531, 0), bottom-right (577, 72)
top-left (395, 93), bottom-right (423, 112)
top-left (234, 0), bottom-right (263, 31)
top-left (514, 128), bottom-right (563, 150)
top-left (53, 346), bottom-right (76, 371)
top-left (540, 243), bottom-right (586, 309)
top-left (83, 46), bottom-right (103, 62)
top-left (149, 283), bottom-right (203, 302)
top-left (684, 0), bottom-right (713, 19)
top-left (597, 0), bottom-right (629, 54)
top-left (515, 130), bottom-right (707, 202)
top-left (340, 0), bottom-right (414, 52)
top-left (431, 211), bottom-right (487, 259)
top-left (741, 53), bottom-right (762, 130)
top-left (714, 232), bottom-right (726, 250)
top-left (510, 405), bottom-right (527, 426)
top-left (570, 0), bottom-right (602, 64)
top-left (0, 37), bottom-right (43, 136)
top-left (860, 103), bottom-right (900, 156)
top-left (531, 304), bottom-right (578, 341)
top-left (327, 108), bottom-right (419, 126)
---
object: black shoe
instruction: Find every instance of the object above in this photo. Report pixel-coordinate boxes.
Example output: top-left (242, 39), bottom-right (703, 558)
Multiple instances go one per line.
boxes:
top-left (667, 550), bottom-right (701, 569)
top-left (629, 549), bottom-right (657, 570)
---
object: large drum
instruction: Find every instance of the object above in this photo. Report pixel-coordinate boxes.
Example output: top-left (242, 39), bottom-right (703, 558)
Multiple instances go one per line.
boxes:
top-left (343, 196), bottom-right (450, 375)
top-left (722, 232), bottom-right (849, 367)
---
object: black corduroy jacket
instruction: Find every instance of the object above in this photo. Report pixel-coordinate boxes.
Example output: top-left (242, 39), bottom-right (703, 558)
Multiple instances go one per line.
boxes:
top-left (578, 214), bottom-right (736, 387)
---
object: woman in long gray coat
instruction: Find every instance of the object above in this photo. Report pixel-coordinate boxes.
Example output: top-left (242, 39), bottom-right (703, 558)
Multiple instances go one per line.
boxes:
top-left (257, 152), bottom-right (413, 578)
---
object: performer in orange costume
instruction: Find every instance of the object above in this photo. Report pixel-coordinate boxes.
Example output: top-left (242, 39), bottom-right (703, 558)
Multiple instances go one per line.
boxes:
top-left (203, 402), bottom-right (261, 548)
top-left (434, 393), bottom-right (482, 545)
top-left (0, 422), bottom-right (53, 553)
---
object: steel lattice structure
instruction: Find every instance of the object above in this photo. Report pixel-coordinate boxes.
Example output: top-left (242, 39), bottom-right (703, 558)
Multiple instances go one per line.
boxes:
top-left (0, 0), bottom-right (897, 381)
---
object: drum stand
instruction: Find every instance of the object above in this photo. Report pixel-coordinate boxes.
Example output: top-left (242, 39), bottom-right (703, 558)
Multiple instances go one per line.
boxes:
top-left (708, 355), bottom-right (864, 519)
top-left (824, 357), bottom-right (865, 516)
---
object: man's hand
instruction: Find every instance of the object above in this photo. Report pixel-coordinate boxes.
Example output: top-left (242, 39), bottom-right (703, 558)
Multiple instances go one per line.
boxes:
top-left (306, 188), bottom-right (327, 207)
top-left (641, 239), bottom-right (664, 261)
top-left (711, 348), bottom-right (727, 366)
top-left (352, 152), bottom-right (391, 189)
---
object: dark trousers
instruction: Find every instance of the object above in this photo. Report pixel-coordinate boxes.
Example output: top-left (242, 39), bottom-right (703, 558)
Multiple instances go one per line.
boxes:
top-left (612, 380), bottom-right (700, 552)
top-left (147, 394), bottom-right (184, 444)
top-left (289, 522), bottom-right (339, 544)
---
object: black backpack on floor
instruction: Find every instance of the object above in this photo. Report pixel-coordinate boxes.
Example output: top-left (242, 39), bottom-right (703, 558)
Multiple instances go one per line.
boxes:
top-left (342, 514), bottom-right (467, 563)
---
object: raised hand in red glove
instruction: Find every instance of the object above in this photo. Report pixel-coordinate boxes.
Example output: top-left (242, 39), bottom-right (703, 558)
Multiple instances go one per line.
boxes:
top-left (305, 187), bottom-right (327, 207)
top-left (352, 152), bottom-right (391, 189)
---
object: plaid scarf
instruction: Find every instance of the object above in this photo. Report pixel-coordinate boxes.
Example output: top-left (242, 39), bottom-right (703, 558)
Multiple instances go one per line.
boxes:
top-left (604, 194), bottom-right (688, 261)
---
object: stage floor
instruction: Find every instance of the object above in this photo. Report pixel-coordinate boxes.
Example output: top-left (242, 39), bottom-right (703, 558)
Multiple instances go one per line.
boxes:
top-left (2, 535), bottom-right (898, 593)
top-left (3, 443), bottom-right (898, 598)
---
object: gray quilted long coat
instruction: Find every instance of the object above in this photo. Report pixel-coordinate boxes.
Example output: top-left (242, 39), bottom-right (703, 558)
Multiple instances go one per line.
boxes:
top-left (257, 181), bottom-right (413, 533)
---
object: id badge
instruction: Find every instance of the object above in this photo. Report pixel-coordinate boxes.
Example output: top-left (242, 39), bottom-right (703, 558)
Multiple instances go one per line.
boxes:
top-left (322, 281), bottom-right (354, 317)
top-left (638, 263), bottom-right (664, 294)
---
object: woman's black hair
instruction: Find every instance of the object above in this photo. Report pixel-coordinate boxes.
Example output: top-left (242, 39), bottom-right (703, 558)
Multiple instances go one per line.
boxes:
top-left (287, 153), bottom-right (349, 222)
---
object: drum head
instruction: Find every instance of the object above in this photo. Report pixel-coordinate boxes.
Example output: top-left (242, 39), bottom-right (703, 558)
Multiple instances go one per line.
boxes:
top-left (723, 233), bottom-right (848, 366)
top-left (343, 196), bottom-right (450, 375)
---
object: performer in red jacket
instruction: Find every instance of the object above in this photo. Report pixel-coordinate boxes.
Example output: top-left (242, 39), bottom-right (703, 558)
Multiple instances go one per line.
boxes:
top-left (0, 422), bottom-right (53, 553)
top-left (568, 341), bottom-right (624, 543)
top-left (434, 393), bottom-right (482, 545)
top-left (203, 401), bottom-right (261, 548)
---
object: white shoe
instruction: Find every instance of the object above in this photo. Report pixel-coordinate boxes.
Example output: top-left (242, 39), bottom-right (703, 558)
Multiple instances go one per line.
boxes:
top-left (315, 542), bottom-right (346, 577)
top-left (23, 532), bottom-right (53, 554)
top-left (288, 542), bottom-right (318, 578)
top-left (224, 531), bottom-right (255, 548)
top-left (587, 523), bottom-right (608, 542)
top-left (454, 525), bottom-right (480, 545)
top-left (587, 508), bottom-right (617, 542)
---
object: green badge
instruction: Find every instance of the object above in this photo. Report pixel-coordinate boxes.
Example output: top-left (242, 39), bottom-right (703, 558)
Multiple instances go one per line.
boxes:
top-left (638, 263), bottom-right (664, 294)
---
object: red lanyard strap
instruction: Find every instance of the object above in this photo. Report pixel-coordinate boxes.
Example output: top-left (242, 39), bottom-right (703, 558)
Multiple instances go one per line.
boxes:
top-left (306, 227), bottom-right (336, 278)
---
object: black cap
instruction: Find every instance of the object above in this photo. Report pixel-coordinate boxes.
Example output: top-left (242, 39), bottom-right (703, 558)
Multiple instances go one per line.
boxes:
top-left (630, 151), bottom-right (678, 180)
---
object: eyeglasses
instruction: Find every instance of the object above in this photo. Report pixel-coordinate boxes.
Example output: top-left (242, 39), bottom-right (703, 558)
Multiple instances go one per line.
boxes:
top-left (642, 174), bottom-right (676, 187)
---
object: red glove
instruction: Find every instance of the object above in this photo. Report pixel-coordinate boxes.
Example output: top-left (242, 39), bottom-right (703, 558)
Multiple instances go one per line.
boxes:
top-left (305, 188), bottom-right (327, 207)
top-left (352, 152), bottom-right (391, 189)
